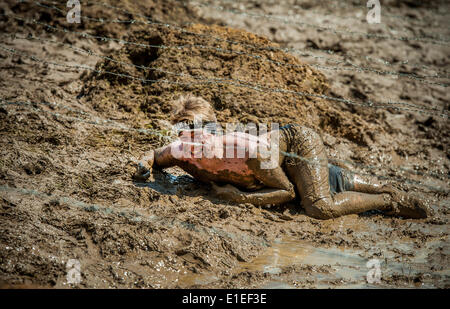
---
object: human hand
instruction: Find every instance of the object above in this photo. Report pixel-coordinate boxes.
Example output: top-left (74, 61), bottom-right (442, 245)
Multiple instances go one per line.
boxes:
top-left (133, 162), bottom-right (151, 182)
top-left (132, 150), bottom-right (155, 182)
top-left (139, 150), bottom-right (155, 168)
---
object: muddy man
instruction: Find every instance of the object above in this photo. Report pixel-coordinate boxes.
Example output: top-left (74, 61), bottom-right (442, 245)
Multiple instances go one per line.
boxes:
top-left (133, 95), bottom-right (431, 220)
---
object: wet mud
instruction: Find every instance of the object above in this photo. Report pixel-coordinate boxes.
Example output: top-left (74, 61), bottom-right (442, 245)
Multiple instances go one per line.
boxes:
top-left (0, 0), bottom-right (449, 288)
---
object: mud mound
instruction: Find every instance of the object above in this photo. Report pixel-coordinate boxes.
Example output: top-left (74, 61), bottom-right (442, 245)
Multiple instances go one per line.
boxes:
top-left (82, 23), bottom-right (379, 147)
top-left (1, 0), bottom-right (448, 289)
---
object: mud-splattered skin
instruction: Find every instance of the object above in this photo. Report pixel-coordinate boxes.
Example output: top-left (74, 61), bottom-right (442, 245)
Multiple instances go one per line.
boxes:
top-left (171, 130), bottom-right (274, 190)
top-left (135, 125), bottom-right (431, 219)
top-left (150, 132), bottom-right (250, 187)
top-left (150, 130), bottom-right (293, 201)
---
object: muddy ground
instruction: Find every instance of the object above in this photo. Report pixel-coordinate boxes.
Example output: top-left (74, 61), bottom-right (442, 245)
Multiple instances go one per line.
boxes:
top-left (0, 0), bottom-right (449, 288)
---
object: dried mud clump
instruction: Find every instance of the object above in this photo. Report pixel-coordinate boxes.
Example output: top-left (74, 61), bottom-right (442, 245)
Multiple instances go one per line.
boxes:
top-left (2, 1), bottom-right (448, 288)
top-left (82, 23), bottom-right (379, 146)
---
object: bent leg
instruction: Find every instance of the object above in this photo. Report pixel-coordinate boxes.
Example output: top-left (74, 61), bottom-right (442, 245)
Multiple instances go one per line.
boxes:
top-left (353, 175), bottom-right (384, 193)
top-left (342, 169), bottom-right (388, 194)
top-left (282, 125), bottom-right (392, 219)
top-left (304, 193), bottom-right (391, 219)
top-left (340, 169), bottom-right (431, 218)
top-left (211, 183), bottom-right (295, 206)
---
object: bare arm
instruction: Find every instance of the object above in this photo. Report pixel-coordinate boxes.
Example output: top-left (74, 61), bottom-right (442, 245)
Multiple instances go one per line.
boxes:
top-left (153, 145), bottom-right (179, 169)
top-left (212, 183), bottom-right (295, 206)
top-left (133, 143), bottom-right (179, 181)
top-left (212, 158), bottom-right (296, 206)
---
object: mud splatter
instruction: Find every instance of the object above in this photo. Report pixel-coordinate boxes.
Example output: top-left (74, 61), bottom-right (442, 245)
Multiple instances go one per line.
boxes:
top-left (0, 0), bottom-right (448, 288)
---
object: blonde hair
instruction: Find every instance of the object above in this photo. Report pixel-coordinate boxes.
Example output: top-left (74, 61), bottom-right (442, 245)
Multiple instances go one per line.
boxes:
top-left (171, 95), bottom-right (217, 124)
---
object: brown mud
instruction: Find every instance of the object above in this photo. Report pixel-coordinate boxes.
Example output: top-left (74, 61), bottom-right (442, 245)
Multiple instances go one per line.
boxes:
top-left (0, 0), bottom-right (449, 288)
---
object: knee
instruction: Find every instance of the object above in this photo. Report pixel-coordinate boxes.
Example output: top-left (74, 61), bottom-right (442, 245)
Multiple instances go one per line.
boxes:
top-left (303, 198), bottom-right (336, 220)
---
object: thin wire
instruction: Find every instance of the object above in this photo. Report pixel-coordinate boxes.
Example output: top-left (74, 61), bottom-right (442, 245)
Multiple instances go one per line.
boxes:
top-left (0, 184), bottom-right (268, 245)
top-left (210, 0), bottom-right (450, 40)
top-left (0, 99), bottom-right (174, 141)
top-left (1, 99), bottom-right (448, 191)
top-left (15, 0), bottom-right (450, 79)
top-left (90, 0), bottom-right (450, 76)
top-left (187, 1), bottom-right (450, 46)
top-left (0, 42), bottom-right (447, 118)
top-left (2, 12), bottom-right (448, 113)
top-left (3, 31), bottom-right (448, 116)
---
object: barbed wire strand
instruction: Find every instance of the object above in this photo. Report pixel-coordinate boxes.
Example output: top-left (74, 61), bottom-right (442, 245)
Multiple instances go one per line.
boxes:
top-left (0, 99), bottom-right (174, 141)
top-left (47, 0), bottom-right (450, 79)
top-left (3, 31), bottom-right (448, 117)
top-left (187, 1), bottom-right (450, 46)
top-left (323, 0), bottom-right (450, 19)
top-left (10, 6), bottom-right (450, 88)
top-left (208, 0), bottom-right (450, 40)
top-left (0, 42), bottom-right (447, 118)
top-left (22, 0), bottom-right (450, 87)
top-left (2, 96), bottom-right (448, 182)
top-left (89, 0), bottom-right (450, 76)
top-left (218, 0), bottom-right (450, 21)
top-left (1, 98), bottom-right (448, 192)
top-left (16, 0), bottom-right (450, 78)
top-left (0, 32), bottom-right (262, 88)
top-left (0, 184), bottom-right (268, 245)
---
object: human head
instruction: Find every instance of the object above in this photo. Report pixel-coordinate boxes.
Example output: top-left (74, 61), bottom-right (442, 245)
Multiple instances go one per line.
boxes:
top-left (171, 95), bottom-right (217, 137)
top-left (171, 94), bottom-right (217, 125)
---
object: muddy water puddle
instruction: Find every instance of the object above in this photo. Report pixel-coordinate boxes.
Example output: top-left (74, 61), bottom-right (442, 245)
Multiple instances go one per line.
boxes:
top-left (239, 238), bottom-right (374, 288)
top-left (239, 237), bottom-right (447, 288)
top-left (176, 236), bottom-right (448, 288)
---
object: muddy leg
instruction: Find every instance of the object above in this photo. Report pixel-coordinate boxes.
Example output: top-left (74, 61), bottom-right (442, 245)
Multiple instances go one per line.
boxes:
top-left (345, 171), bottom-right (432, 218)
top-left (282, 126), bottom-right (431, 219)
top-left (346, 171), bottom-right (387, 194)
top-left (283, 126), bottom-right (392, 219)
top-left (288, 160), bottom-right (392, 219)
top-left (306, 193), bottom-right (391, 219)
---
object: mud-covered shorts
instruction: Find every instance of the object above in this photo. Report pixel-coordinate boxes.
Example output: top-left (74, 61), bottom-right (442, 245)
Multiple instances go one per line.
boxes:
top-left (328, 164), bottom-right (354, 194)
top-left (280, 124), bottom-right (354, 196)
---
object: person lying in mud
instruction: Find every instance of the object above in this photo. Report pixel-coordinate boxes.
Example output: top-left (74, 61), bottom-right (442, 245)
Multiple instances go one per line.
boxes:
top-left (133, 95), bottom-right (431, 220)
